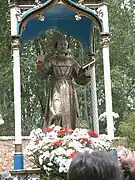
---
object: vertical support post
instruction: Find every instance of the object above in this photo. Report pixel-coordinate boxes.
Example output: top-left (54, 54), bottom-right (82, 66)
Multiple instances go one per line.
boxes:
top-left (101, 1), bottom-right (114, 138)
top-left (90, 56), bottom-right (99, 133)
top-left (10, 3), bottom-right (24, 169)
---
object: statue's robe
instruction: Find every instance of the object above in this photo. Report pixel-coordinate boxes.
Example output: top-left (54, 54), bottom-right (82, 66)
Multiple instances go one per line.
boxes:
top-left (37, 53), bottom-right (90, 129)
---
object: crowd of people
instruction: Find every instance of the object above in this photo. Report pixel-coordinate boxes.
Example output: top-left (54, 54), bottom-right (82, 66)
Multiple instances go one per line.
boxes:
top-left (67, 147), bottom-right (135, 180)
top-left (68, 151), bottom-right (121, 180)
top-left (0, 146), bottom-right (135, 180)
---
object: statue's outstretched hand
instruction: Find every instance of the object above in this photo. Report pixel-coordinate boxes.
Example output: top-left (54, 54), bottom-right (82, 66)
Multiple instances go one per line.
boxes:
top-left (83, 60), bottom-right (95, 77)
top-left (84, 65), bottom-right (91, 77)
top-left (36, 55), bottom-right (45, 71)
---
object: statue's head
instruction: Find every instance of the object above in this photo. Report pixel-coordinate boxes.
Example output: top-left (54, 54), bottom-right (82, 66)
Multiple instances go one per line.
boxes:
top-left (54, 33), bottom-right (69, 54)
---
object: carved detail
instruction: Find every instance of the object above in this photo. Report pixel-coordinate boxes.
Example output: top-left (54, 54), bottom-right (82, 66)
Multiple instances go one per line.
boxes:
top-left (11, 37), bottom-right (20, 49)
top-left (35, 0), bottom-right (41, 5)
top-left (15, 144), bottom-right (22, 153)
top-left (96, 7), bottom-right (103, 20)
top-left (101, 36), bottom-right (110, 48)
top-left (16, 10), bottom-right (23, 23)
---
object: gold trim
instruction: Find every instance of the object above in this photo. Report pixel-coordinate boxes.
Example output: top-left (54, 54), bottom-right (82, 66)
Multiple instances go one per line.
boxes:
top-left (61, 0), bottom-right (101, 31)
top-left (20, 0), bottom-right (57, 36)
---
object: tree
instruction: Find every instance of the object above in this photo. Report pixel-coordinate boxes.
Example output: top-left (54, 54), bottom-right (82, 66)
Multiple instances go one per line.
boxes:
top-left (108, 0), bottom-right (135, 133)
top-left (118, 112), bottom-right (135, 148)
top-left (0, 0), bottom-right (14, 135)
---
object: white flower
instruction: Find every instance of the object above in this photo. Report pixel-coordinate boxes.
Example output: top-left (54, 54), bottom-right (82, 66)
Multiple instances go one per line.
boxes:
top-left (39, 155), bottom-right (44, 165)
top-left (46, 131), bottom-right (57, 139)
top-left (43, 151), bottom-right (50, 160)
top-left (66, 149), bottom-right (75, 157)
top-left (39, 132), bottom-right (45, 138)
top-left (47, 162), bottom-right (53, 166)
top-left (53, 125), bottom-right (61, 131)
top-left (99, 112), bottom-right (119, 122)
top-left (68, 140), bottom-right (82, 149)
top-left (43, 165), bottom-right (52, 171)
top-left (58, 158), bottom-right (72, 173)
top-left (26, 125), bottom-right (113, 177)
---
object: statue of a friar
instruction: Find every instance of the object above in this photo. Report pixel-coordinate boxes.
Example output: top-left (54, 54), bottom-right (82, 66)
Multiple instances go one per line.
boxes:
top-left (37, 33), bottom-right (95, 129)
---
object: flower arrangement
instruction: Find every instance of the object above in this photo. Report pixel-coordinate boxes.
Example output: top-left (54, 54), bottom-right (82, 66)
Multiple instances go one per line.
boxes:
top-left (26, 125), bottom-right (113, 180)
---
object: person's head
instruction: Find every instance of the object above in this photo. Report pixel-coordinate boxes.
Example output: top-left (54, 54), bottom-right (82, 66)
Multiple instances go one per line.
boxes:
top-left (117, 147), bottom-right (128, 162)
top-left (1, 171), bottom-right (12, 180)
top-left (121, 157), bottom-right (135, 180)
top-left (118, 150), bottom-right (127, 162)
top-left (67, 151), bottom-right (122, 180)
top-left (54, 34), bottom-right (69, 54)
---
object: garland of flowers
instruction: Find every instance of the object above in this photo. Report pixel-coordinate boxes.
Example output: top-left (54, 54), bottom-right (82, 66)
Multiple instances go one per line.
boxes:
top-left (26, 125), bottom-right (113, 180)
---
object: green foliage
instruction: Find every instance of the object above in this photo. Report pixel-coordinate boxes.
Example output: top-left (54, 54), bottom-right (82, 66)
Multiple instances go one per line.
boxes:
top-left (0, 0), bottom-right (14, 135)
top-left (118, 112), bottom-right (135, 148)
top-left (108, 0), bottom-right (135, 133)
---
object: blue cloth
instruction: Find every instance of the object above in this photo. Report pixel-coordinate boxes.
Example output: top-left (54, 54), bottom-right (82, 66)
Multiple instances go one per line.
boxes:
top-left (20, 4), bottom-right (94, 47)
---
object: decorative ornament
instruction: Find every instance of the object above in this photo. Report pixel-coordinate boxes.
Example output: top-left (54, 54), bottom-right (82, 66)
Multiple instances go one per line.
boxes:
top-left (78, 0), bottom-right (84, 4)
top-left (96, 7), bottom-right (103, 20)
top-left (11, 37), bottom-right (20, 49)
top-left (35, 0), bottom-right (41, 5)
top-left (75, 14), bottom-right (82, 21)
top-left (16, 10), bottom-right (23, 23)
top-left (101, 35), bottom-right (110, 48)
top-left (39, 14), bottom-right (45, 22)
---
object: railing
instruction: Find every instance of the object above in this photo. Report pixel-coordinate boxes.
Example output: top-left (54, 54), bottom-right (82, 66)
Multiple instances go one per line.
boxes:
top-left (10, 168), bottom-right (43, 180)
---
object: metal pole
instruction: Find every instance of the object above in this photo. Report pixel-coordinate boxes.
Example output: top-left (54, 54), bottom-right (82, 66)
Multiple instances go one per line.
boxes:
top-left (10, 3), bottom-right (24, 169)
top-left (101, 2), bottom-right (114, 138)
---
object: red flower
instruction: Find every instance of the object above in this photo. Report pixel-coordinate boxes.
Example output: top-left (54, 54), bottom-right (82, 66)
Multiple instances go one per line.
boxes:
top-left (79, 137), bottom-right (91, 144)
top-left (69, 151), bottom-right (77, 159)
top-left (43, 127), bottom-right (53, 132)
top-left (57, 129), bottom-right (65, 135)
top-left (66, 128), bottom-right (73, 133)
top-left (88, 130), bottom-right (98, 137)
top-left (79, 137), bottom-right (89, 142)
top-left (57, 128), bottom-right (73, 135)
top-left (34, 138), bottom-right (40, 145)
top-left (52, 139), bottom-right (63, 147)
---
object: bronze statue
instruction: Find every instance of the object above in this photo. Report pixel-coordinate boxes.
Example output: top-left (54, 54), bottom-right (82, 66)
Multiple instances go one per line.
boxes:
top-left (37, 33), bottom-right (95, 129)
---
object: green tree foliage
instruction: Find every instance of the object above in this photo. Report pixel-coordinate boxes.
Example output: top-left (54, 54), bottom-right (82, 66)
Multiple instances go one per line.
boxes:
top-left (0, 0), bottom-right (14, 135)
top-left (118, 112), bottom-right (135, 148)
top-left (108, 0), bottom-right (135, 132)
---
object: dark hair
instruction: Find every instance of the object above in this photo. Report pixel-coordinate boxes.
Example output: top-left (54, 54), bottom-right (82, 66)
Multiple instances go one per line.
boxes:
top-left (67, 151), bottom-right (122, 180)
top-left (121, 162), bottom-right (132, 180)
